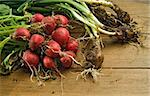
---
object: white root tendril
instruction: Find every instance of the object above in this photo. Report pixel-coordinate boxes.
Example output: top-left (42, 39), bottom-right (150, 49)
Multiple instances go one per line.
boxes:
top-left (55, 68), bottom-right (66, 79)
top-left (22, 58), bottom-right (34, 82)
top-left (23, 58), bottom-right (45, 86)
top-left (68, 55), bottom-right (83, 67)
top-left (37, 64), bottom-right (51, 80)
top-left (59, 51), bottom-right (83, 67)
top-left (46, 46), bottom-right (83, 67)
top-left (39, 75), bottom-right (51, 80)
top-left (76, 68), bottom-right (100, 82)
top-left (33, 66), bottom-right (45, 86)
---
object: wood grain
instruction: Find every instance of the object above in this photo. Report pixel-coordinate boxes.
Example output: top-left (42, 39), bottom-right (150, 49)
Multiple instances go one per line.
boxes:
top-left (0, 69), bottom-right (150, 96)
top-left (0, 0), bottom-right (150, 96)
top-left (102, 0), bottom-right (150, 67)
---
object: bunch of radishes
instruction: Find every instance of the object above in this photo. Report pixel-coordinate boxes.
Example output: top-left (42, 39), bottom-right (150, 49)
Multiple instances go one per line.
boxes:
top-left (13, 13), bottom-right (79, 79)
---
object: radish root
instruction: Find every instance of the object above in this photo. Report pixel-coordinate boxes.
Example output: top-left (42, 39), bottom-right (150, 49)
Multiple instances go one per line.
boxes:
top-left (23, 58), bottom-right (45, 86)
top-left (22, 58), bottom-right (34, 82)
top-left (55, 68), bottom-right (66, 79)
top-left (76, 68), bottom-right (101, 82)
top-left (46, 46), bottom-right (83, 67)
top-left (33, 66), bottom-right (45, 86)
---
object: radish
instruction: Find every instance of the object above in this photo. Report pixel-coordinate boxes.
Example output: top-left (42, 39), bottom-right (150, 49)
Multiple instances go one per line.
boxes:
top-left (60, 56), bottom-right (72, 68)
top-left (43, 56), bottom-right (65, 78)
top-left (60, 51), bottom-right (76, 68)
top-left (29, 34), bottom-right (45, 51)
top-left (31, 13), bottom-right (44, 23)
top-left (45, 40), bottom-right (61, 58)
top-left (42, 16), bottom-right (56, 35)
top-left (52, 27), bottom-right (70, 46)
top-left (14, 27), bottom-right (31, 40)
top-left (53, 15), bottom-right (69, 26)
top-left (43, 56), bottom-right (55, 69)
top-left (23, 50), bottom-right (39, 67)
top-left (66, 38), bottom-right (78, 53)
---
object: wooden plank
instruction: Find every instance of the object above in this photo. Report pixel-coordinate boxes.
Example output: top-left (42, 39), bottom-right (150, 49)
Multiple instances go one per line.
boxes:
top-left (102, 44), bottom-right (150, 67)
top-left (0, 1), bottom-right (150, 96)
top-left (113, 0), bottom-right (150, 32)
top-left (101, 0), bottom-right (150, 67)
top-left (0, 69), bottom-right (150, 96)
top-left (112, 0), bottom-right (150, 18)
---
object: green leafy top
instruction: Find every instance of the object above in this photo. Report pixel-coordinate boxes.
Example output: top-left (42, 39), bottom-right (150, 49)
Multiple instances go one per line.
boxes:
top-left (0, 4), bottom-right (10, 16)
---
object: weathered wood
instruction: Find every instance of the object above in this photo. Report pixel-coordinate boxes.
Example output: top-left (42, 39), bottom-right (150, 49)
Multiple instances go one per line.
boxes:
top-left (103, 44), bottom-right (150, 67)
top-left (0, 69), bottom-right (150, 96)
top-left (102, 0), bottom-right (150, 67)
top-left (0, 0), bottom-right (150, 96)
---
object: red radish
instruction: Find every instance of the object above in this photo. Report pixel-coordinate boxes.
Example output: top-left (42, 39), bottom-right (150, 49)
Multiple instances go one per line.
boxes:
top-left (43, 56), bottom-right (65, 78)
top-left (31, 13), bottom-right (44, 23)
top-left (60, 56), bottom-right (72, 68)
top-left (60, 51), bottom-right (75, 68)
top-left (52, 27), bottom-right (70, 46)
top-left (23, 50), bottom-right (39, 67)
top-left (29, 34), bottom-right (45, 51)
top-left (14, 27), bottom-right (31, 40)
top-left (42, 16), bottom-right (56, 35)
top-left (45, 40), bottom-right (61, 58)
top-left (53, 15), bottom-right (69, 26)
top-left (66, 38), bottom-right (78, 53)
top-left (43, 56), bottom-right (55, 69)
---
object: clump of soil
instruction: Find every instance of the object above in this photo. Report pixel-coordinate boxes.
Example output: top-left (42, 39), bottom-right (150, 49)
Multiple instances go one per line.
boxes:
top-left (89, 3), bottom-right (141, 43)
top-left (68, 21), bottom-right (104, 69)
top-left (81, 38), bottom-right (104, 69)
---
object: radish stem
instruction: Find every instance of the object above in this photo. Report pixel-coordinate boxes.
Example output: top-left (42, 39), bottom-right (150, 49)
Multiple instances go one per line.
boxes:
top-left (0, 37), bottom-right (11, 55)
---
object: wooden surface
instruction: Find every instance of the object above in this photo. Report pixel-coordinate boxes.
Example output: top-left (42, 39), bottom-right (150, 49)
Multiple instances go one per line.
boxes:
top-left (0, 0), bottom-right (150, 96)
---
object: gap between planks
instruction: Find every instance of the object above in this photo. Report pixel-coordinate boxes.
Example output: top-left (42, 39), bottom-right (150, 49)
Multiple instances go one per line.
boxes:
top-left (102, 67), bottom-right (150, 69)
top-left (70, 67), bottom-right (150, 72)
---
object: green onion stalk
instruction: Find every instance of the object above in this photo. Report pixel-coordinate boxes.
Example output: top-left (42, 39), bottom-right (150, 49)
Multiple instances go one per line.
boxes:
top-left (79, 0), bottom-right (113, 6)
top-left (58, 3), bottom-right (115, 38)
top-left (33, 0), bottom-right (116, 37)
